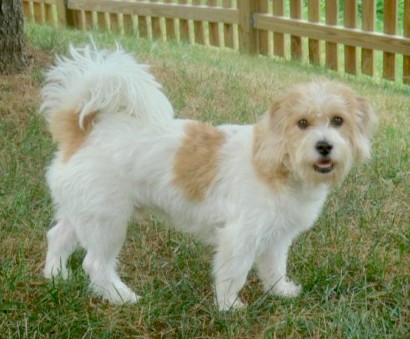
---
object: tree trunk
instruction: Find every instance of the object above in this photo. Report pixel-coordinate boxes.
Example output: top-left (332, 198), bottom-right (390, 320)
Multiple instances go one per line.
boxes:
top-left (0, 0), bottom-right (29, 75)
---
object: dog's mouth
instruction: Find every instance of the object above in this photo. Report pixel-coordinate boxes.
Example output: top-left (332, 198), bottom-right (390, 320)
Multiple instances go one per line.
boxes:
top-left (313, 159), bottom-right (334, 173)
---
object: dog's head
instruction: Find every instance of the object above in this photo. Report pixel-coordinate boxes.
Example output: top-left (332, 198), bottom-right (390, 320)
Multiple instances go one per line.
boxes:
top-left (253, 81), bottom-right (377, 187)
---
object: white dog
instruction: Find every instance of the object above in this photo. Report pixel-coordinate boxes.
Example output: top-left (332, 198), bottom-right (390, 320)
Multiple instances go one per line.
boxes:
top-left (41, 46), bottom-right (376, 311)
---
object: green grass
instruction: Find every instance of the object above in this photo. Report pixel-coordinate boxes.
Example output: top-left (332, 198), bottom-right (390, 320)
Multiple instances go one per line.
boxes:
top-left (1, 23), bottom-right (409, 338)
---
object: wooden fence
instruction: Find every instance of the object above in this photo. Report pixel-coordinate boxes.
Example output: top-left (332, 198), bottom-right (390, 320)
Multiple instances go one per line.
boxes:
top-left (22, 0), bottom-right (410, 85)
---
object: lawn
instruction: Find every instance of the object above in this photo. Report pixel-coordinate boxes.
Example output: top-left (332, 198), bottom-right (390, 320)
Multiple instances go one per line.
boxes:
top-left (0, 23), bottom-right (409, 338)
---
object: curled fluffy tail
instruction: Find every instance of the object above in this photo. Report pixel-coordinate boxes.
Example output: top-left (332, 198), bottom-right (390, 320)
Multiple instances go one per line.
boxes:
top-left (41, 45), bottom-right (174, 131)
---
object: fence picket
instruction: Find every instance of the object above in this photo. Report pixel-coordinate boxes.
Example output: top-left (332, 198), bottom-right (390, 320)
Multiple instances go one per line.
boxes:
top-left (33, 2), bottom-right (44, 24)
top-left (383, 0), bottom-right (398, 81)
top-left (109, 12), bottom-right (120, 34)
top-left (273, 0), bottom-right (284, 58)
top-left (308, 0), bottom-right (320, 65)
top-left (44, 3), bottom-right (55, 26)
top-left (123, 14), bottom-right (134, 35)
top-left (150, 0), bottom-right (162, 39)
top-left (56, 0), bottom-right (72, 27)
top-left (73, 9), bottom-right (82, 29)
top-left (325, 0), bottom-right (339, 71)
top-left (164, 0), bottom-right (176, 40)
top-left (404, 0), bottom-right (410, 84)
top-left (23, 1), bottom-right (32, 22)
top-left (178, 0), bottom-right (190, 42)
top-left (344, 1), bottom-right (358, 75)
top-left (193, 0), bottom-right (205, 45)
top-left (137, 9), bottom-right (148, 38)
top-left (78, 10), bottom-right (86, 30)
top-left (97, 12), bottom-right (108, 32)
top-left (290, 0), bottom-right (302, 60)
top-left (223, 0), bottom-right (234, 49)
top-left (258, 0), bottom-right (269, 55)
top-left (362, 0), bottom-right (376, 77)
top-left (84, 11), bottom-right (93, 30)
top-left (208, 0), bottom-right (220, 46)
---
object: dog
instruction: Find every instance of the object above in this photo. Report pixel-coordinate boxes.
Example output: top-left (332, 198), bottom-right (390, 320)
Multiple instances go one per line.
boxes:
top-left (41, 45), bottom-right (377, 311)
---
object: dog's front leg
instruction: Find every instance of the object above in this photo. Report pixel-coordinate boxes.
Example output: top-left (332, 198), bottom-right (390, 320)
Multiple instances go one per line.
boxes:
top-left (213, 226), bottom-right (255, 311)
top-left (256, 236), bottom-right (302, 298)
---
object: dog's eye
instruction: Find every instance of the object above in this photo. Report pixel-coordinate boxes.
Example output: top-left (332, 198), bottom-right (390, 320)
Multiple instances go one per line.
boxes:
top-left (297, 119), bottom-right (309, 130)
top-left (331, 116), bottom-right (344, 127)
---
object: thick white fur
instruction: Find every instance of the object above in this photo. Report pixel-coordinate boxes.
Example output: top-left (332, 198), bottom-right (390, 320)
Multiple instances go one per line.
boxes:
top-left (40, 45), bottom-right (174, 126)
top-left (42, 46), bottom-right (376, 311)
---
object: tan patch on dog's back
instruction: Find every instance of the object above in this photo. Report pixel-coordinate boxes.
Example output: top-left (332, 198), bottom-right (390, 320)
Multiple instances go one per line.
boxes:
top-left (49, 109), bottom-right (96, 162)
top-left (173, 122), bottom-right (225, 201)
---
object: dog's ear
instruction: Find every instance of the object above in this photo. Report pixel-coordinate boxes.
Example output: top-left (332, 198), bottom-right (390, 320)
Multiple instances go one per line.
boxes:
top-left (252, 100), bottom-right (289, 186)
top-left (352, 97), bottom-right (378, 163)
top-left (269, 101), bottom-right (282, 120)
top-left (355, 96), bottom-right (378, 138)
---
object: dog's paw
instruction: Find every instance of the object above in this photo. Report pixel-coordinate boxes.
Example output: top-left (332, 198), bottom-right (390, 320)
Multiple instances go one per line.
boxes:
top-left (108, 290), bottom-right (140, 305)
top-left (94, 283), bottom-right (141, 305)
top-left (217, 297), bottom-right (246, 312)
top-left (272, 279), bottom-right (302, 298)
top-left (44, 262), bottom-right (69, 280)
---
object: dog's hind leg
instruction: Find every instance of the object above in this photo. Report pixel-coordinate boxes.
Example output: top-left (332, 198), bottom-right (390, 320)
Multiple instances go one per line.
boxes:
top-left (78, 214), bottom-right (139, 304)
top-left (44, 218), bottom-right (78, 279)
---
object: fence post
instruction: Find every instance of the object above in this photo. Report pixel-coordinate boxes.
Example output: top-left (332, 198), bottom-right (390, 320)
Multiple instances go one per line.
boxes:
top-left (237, 0), bottom-right (258, 54)
top-left (56, 0), bottom-right (75, 28)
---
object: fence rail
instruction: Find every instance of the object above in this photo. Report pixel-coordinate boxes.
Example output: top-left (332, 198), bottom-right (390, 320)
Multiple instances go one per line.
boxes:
top-left (22, 0), bottom-right (410, 85)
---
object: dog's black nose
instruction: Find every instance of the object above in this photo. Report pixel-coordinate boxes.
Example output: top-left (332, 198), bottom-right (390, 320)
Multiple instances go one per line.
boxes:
top-left (316, 141), bottom-right (333, 156)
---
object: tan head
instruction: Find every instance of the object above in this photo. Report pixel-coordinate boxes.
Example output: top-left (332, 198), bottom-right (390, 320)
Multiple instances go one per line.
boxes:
top-left (253, 81), bottom-right (377, 187)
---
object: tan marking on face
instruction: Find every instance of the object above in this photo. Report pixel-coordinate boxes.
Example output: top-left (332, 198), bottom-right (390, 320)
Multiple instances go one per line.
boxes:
top-left (49, 109), bottom-right (96, 162)
top-left (173, 122), bottom-right (225, 201)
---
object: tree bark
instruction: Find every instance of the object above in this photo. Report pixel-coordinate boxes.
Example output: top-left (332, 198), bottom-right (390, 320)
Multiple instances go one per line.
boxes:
top-left (0, 0), bottom-right (29, 74)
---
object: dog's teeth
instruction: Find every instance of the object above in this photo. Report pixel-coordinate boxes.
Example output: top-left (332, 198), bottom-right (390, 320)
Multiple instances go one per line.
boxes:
top-left (314, 160), bottom-right (334, 173)
top-left (318, 162), bottom-right (332, 169)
